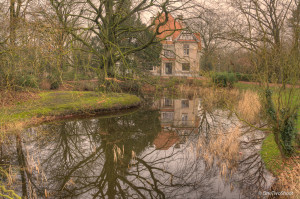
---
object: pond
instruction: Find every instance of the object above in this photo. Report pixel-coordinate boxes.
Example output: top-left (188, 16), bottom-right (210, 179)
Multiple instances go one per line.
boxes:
top-left (1, 95), bottom-right (275, 199)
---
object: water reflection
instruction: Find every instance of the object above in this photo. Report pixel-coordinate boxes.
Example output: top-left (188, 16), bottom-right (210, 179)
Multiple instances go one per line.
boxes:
top-left (6, 96), bottom-right (275, 198)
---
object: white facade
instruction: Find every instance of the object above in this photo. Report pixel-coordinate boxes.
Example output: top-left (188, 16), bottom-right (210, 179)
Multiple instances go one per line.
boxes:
top-left (151, 33), bottom-right (201, 77)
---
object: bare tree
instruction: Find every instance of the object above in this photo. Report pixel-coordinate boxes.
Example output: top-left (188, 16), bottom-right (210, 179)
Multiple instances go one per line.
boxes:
top-left (188, 4), bottom-right (227, 71)
top-left (228, 0), bottom-right (293, 50)
top-left (289, 0), bottom-right (300, 53)
top-left (48, 0), bottom-right (166, 85)
top-left (226, 0), bottom-right (300, 157)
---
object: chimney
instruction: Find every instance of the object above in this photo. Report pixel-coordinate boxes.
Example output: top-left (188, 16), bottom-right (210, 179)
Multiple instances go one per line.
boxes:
top-left (177, 15), bottom-right (185, 28)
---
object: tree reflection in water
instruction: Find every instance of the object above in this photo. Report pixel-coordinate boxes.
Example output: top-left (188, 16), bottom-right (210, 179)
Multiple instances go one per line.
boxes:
top-left (234, 127), bottom-right (274, 199)
top-left (10, 97), bottom-right (275, 199)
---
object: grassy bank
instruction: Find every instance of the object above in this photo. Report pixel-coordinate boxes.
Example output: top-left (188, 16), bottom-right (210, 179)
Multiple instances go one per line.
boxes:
top-left (0, 91), bottom-right (141, 133)
top-left (235, 82), bottom-right (299, 197)
top-left (260, 133), bottom-right (284, 175)
top-left (261, 133), bottom-right (300, 198)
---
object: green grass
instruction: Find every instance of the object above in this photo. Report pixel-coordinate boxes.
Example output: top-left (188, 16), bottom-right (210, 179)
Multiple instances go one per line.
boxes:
top-left (260, 133), bottom-right (284, 175)
top-left (0, 91), bottom-right (141, 131)
top-left (235, 82), bottom-right (260, 90)
top-left (273, 90), bottom-right (300, 130)
top-left (237, 82), bottom-right (300, 175)
top-left (235, 82), bottom-right (300, 130)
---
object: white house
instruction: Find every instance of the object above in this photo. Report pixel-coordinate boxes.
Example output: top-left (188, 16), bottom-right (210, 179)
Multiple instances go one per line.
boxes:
top-left (150, 14), bottom-right (202, 77)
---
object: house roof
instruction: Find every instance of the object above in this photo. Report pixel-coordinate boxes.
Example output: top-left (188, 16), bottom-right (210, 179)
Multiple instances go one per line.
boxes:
top-left (154, 13), bottom-right (201, 50)
top-left (153, 131), bottom-right (180, 150)
top-left (155, 13), bottom-right (182, 42)
top-left (194, 33), bottom-right (202, 49)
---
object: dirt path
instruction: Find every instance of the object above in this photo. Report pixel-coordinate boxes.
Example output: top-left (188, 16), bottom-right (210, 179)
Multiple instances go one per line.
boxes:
top-left (239, 81), bottom-right (300, 88)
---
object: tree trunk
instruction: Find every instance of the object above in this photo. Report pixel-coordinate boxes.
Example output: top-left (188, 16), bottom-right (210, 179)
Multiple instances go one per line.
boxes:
top-left (9, 0), bottom-right (17, 46)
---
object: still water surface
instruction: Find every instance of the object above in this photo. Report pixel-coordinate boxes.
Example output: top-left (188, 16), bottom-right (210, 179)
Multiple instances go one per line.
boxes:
top-left (4, 96), bottom-right (275, 198)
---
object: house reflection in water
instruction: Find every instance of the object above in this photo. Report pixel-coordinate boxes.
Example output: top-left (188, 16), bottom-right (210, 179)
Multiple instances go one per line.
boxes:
top-left (152, 97), bottom-right (200, 150)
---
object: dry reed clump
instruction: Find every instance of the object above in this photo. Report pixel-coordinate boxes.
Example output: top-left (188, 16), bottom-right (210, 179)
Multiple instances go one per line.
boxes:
top-left (196, 127), bottom-right (241, 177)
top-left (273, 160), bottom-right (300, 199)
top-left (178, 84), bottom-right (197, 94)
top-left (237, 90), bottom-right (261, 124)
top-left (39, 79), bottom-right (51, 90)
top-left (113, 144), bottom-right (124, 163)
top-left (199, 87), bottom-right (217, 111)
top-left (199, 87), bottom-right (240, 111)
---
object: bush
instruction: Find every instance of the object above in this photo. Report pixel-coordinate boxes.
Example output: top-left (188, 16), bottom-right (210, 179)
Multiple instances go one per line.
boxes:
top-left (17, 74), bottom-right (39, 88)
top-left (50, 81), bottom-right (60, 90)
top-left (47, 73), bottom-right (62, 90)
top-left (236, 73), bottom-right (254, 82)
top-left (73, 81), bottom-right (98, 91)
top-left (165, 77), bottom-right (185, 88)
top-left (102, 79), bottom-right (141, 93)
top-left (190, 79), bottom-right (203, 87)
top-left (211, 72), bottom-right (238, 88)
top-left (119, 80), bottom-right (141, 93)
top-left (63, 70), bottom-right (94, 81)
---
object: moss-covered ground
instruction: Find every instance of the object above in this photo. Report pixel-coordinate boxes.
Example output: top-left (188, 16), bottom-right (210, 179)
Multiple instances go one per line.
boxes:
top-left (0, 91), bottom-right (141, 132)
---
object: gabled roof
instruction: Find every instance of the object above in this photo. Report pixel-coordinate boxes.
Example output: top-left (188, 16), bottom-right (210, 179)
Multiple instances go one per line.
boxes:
top-left (155, 13), bottom-right (182, 42)
top-left (153, 131), bottom-right (180, 150)
top-left (154, 13), bottom-right (202, 50)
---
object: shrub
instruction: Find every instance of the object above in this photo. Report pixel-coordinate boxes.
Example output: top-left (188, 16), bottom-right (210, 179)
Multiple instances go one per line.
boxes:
top-left (102, 79), bottom-right (141, 93)
top-left (119, 80), bottom-right (141, 93)
top-left (191, 79), bottom-right (203, 87)
top-left (75, 81), bottom-right (98, 91)
top-left (17, 74), bottom-right (39, 88)
top-left (165, 77), bottom-right (185, 88)
top-left (211, 72), bottom-right (238, 88)
top-left (39, 79), bottom-right (51, 90)
top-left (63, 70), bottom-right (94, 81)
top-left (47, 74), bottom-right (62, 90)
top-left (50, 81), bottom-right (60, 90)
top-left (236, 73), bottom-right (254, 82)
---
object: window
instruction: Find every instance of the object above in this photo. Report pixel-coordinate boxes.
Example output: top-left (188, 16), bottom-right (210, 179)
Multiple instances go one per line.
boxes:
top-left (164, 50), bottom-right (174, 58)
top-left (162, 112), bottom-right (174, 122)
top-left (183, 44), bottom-right (189, 56)
top-left (165, 63), bottom-right (172, 74)
top-left (182, 63), bottom-right (190, 71)
top-left (164, 98), bottom-right (173, 107)
top-left (164, 50), bottom-right (170, 57)
top-left (181, 113), bottom-right (188, 125)
top-left (163, 44), bottom-right (175, 58)
top-left (181, 100), bottom-right (189, 108)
